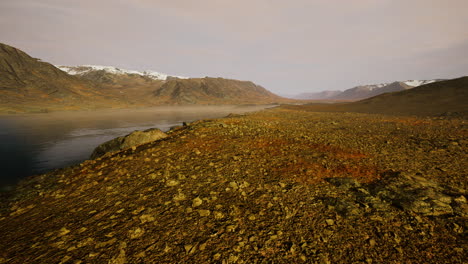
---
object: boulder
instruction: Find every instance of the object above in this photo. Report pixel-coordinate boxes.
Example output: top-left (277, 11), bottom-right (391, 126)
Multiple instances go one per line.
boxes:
top-left (90, 128), bottom-right (167, 159)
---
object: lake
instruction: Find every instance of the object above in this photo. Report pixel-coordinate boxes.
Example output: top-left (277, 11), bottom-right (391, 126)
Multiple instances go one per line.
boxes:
top-left (0, 105), bottom-right (275, 189)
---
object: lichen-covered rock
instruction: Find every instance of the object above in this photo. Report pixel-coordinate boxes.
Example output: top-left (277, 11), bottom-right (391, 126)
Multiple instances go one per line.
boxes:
top-left (90, 128), bottom-right (167, 159)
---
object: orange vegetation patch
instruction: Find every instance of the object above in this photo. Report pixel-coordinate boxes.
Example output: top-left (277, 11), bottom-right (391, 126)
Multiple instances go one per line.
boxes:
top-left (306, 143), bottom-right (368, 159)
top-left (249, 138), bottom-right (290, 150)
top-left (179, 133), bottom-right (228, 153)
top-left (273, 158), bottom-right (380, 185)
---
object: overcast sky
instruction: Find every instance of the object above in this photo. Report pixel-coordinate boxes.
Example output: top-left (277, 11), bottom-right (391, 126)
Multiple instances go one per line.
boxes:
top-left (1, 0), bottom-right (467, 94)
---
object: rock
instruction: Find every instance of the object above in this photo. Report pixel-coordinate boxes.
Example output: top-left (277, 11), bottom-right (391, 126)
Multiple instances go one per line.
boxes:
top-left (166, 180), bottom-right (180, 187)
top-left (184, 244), bottom-right (196, 254)
top-left (129, 227), bottom-right (144, 239)
top-left (90, 128), bottom-right (167, 159)
top-left (58, 227), bottom-right (70, 237)
top-left (192, 197), bottom-right (203, 207)
top-left (139, 214), bottom-right (155, 223)
top-left (198, 209), bottom-right (211, 216)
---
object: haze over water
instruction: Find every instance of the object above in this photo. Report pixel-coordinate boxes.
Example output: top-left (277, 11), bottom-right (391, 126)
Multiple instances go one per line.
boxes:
top-left (0, 105), bottom-right (274, 189)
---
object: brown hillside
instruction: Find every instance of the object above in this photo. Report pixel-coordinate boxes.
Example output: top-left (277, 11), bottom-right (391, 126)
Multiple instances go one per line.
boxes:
top-left (72, 70), bottom-right (166, 106)
top-left (0, 43), bottom-right (117, 113)
top-left (153, 77), bottom-right (289, 104)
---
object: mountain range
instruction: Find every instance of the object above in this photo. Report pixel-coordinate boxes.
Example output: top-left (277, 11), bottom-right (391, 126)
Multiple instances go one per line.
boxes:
top-left (0, 42), bottom-right (465, 115)
top-left (285, 77), bottom-right (468, 117)
top-left (295, 80), bottom-right (442, 101)
top-left (0, 43), bottom-right (289, 113)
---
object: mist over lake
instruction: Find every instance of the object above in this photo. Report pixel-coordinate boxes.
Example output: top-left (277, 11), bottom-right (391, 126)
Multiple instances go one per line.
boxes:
top-left (0, 105), bottom-right (274, 188)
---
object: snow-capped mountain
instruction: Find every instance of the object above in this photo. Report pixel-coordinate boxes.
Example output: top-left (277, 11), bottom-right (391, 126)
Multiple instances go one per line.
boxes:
top-left (296, 79), bottom-right (443, 100)
top-left (328, 79), bottom-right (443, 100)
top-left (57, 65), bottom-right (188, 81)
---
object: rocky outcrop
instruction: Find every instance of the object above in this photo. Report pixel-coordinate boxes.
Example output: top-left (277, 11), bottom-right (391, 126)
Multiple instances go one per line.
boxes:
top-left (90, 128), bottom-right (167, 159)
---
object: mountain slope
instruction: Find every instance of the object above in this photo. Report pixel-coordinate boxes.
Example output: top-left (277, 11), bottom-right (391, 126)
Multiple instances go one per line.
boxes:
top-left (348, 77), bottom-right (468, 116)
top-left (153, 77), bottom-right (287, 104)
top-left (284, 76), bottom-right (468, 117)
top-left (0, 43), bottom-right (117, 113)
top-left (58, 65), bottom-right (169, 106)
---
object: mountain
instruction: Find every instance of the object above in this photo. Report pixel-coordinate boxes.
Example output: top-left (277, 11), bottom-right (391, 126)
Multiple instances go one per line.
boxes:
top-left (285, 76), bottom-right (468, 117)
top-left (346, 77), bottom-right (468, 116)
top-left (330, 82), bottom-right (412, 100)
top-left (57, 65), bottom-right (172, 106)
top-left (0, 44), bottom-right (289, 113)
top-left (296, 80), bottom-right (442, 101)
top-left (153, 77), bottom-right (286, 104)
top-left (0, 43), bottom-right (117, 113)
top-left (60, 66), bottom-right (288, 105)
top-left (60, 66), bottom-right (289, 105)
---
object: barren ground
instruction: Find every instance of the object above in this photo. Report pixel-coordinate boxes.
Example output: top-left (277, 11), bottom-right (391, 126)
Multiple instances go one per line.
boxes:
top-left (0, 107), bottom-right (466, 263)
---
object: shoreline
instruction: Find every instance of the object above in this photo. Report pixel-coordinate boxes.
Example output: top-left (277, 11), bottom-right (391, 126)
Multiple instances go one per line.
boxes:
top-left (0, 105), bottom-right (279, 190)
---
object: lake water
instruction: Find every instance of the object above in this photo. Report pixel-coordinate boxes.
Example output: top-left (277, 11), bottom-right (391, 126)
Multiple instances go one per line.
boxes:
top-left (0, 105), bottom-right (275, 189)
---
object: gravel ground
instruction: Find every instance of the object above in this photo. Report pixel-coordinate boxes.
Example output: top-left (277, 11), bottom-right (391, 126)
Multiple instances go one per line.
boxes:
top-left (0, 107), bottom-right (466, 263)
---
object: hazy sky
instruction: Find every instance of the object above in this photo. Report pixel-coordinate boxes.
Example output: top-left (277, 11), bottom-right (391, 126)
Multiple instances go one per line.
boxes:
top-left (1, 0), bottom-right (467, 94)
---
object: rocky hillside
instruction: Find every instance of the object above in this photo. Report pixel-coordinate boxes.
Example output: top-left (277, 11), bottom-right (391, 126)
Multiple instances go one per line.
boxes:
top-left (153, 77), bottom-right (287, 104)
top-left (0, 43), bottom-right (117, 113)
top-left (0, 108), bottom-right (466, 263)
top-left (285, 76), bottom-right (468, 117)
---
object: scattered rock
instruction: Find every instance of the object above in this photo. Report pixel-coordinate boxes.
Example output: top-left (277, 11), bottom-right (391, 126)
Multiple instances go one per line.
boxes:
top-left (192, 197), bottom-right (203, 207)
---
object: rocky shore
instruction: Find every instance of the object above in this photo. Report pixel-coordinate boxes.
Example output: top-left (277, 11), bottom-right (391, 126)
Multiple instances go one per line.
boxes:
top-left (0, 107), bottom-right (466, 263)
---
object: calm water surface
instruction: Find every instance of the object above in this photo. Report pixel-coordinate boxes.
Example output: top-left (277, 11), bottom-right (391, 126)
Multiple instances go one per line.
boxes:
top-left (0, 105), bottom-right (275, 188)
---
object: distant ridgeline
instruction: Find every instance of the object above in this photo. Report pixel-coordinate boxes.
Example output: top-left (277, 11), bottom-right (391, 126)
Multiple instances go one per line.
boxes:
top-left (294, 80), bottom-right (444, 101)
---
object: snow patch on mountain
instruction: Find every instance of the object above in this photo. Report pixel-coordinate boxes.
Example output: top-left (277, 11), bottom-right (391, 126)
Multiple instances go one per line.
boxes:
top-left (57, 65), bottom-right (188, 81)
top-left (403, 80), bottom-right (437, 87)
